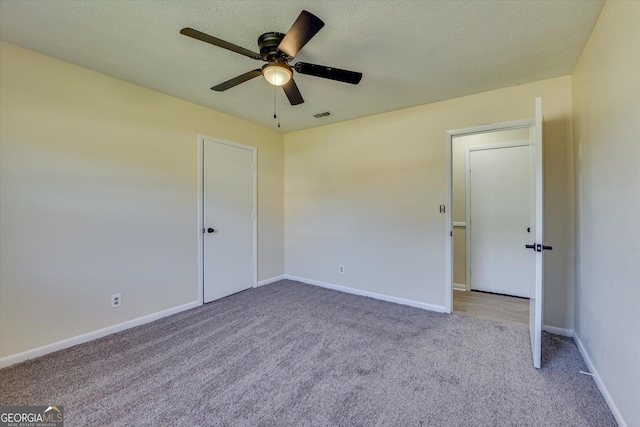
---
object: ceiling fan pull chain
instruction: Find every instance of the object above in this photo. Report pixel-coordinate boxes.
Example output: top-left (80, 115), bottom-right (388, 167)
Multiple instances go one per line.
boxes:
top-left (273, 85), bottom-right (277, 119)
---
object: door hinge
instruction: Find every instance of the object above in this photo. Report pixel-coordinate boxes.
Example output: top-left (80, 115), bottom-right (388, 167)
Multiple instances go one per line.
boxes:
top-left (252, 212), bottom-right (256, 220)
top-left (252, 263), bottom-right (256, 271)
top-left (252, 163), bottom-right (256, 170)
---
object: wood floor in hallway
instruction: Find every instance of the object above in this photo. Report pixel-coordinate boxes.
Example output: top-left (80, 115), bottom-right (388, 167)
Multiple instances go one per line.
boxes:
top-left (453, 289), bottom-right (529, 325)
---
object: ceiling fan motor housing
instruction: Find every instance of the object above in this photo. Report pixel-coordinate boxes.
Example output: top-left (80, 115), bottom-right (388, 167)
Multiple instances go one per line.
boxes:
top-left (258, 32), bottom-right (288, 62)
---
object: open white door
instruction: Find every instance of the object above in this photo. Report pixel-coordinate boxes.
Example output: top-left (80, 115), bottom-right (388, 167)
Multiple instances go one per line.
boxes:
top-left (528, 97), bottom-right (548, 369)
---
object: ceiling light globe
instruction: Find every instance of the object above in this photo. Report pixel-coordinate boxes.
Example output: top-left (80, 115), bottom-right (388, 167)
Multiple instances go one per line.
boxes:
top-left (263, 64), bottom-right (292, 87)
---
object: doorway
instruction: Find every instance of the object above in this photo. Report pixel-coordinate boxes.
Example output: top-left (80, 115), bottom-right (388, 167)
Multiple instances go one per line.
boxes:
top-left (199, 136), bottom-right (257, 304)
top-left (445, 98), bottom-right (547, 368)
top-left (451, 131), bottom-right (533, 324)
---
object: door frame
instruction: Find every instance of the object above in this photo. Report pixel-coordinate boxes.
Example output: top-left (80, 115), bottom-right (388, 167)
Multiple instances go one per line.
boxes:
top-left (465, 141), bottom-right (530, 293)
top-left (444, 119), bottom-right (532, 314)
top-left (197, 134), bottom-right (258, 306)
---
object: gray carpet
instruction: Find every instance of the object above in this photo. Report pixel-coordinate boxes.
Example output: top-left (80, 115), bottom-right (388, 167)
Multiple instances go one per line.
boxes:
top-left (0, 280), bottom-right (615, 426)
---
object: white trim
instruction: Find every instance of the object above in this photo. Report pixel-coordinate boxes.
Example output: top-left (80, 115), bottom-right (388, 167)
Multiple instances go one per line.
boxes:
top-left (542, 325), bottom-right (574, 337)
top-left (285, 275), bottom-right (446, 313)
top-left (257, 275), bottom-right (285, 287)
top-left (251, 148), bottom-right (258, 289)
top-left (198, 135), bottom-right (258, 304)
top-left (465, 147), bottom-right (472, 291)
top-left (197, 136), bottom-right (204, 305)
top-left (445, 119), bottom-right (533, 316)
top-left (453, 222), bottom-right (466, 227)
top-left (0, 301), bottom-right (200, 368)
top-left (466, 141), bottom-right (531, 152)
top-left (453, 283), bottom-right (468, 291)
top-left (444, 127), bottom-right (453, 313)
top-left (447, 119), bottom-right (533, 138)
top-left (573, 332), bottom-right (628, 427)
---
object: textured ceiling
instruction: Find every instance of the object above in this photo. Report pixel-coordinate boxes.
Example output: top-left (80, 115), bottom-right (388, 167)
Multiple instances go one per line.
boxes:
top-left (0, 0), bottom-right (604, 132)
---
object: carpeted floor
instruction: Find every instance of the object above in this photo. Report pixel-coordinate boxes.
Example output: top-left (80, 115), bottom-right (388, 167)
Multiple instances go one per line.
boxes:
top-left (0, 280), bottom-right (615, 426)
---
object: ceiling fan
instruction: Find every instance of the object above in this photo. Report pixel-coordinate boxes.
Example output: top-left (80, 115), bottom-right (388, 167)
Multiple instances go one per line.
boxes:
top-left (180, 10), bottom-right (362, 106)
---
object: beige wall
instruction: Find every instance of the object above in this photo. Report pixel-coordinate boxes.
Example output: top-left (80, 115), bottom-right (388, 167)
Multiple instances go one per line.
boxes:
top-left (0, 42), bottom-right (284, 358)
top-left (453, 229), bottom-right (466, 285)
top-left (572, 1), bottom-right (640, 425)
top-left (285, 76), bottom-right (574, 328)
top-left (452, 129), bottom-right (529, 286)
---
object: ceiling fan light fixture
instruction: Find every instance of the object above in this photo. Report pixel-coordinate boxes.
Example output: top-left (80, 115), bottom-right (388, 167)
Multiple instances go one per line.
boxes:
top-left (262, 63), bottom-right (292, 86)
top-left (181, 10), bottom-right (361, 107)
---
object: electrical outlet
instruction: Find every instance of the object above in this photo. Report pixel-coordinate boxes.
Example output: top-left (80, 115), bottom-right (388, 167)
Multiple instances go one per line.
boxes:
top-left (339, 265), bottom-right (345, 274)
top-left (111, 293), bottom-right (121, 308)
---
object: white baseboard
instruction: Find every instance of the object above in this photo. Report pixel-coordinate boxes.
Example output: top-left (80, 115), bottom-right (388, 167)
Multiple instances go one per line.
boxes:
top-left (573, 332), bottom-right (627, 427)
top-left (453, 283), bottom-right (468, 291)
top-left (0, 300), bottom-right (200, 369)
top-left (284, 275), bottom-right (446, 313)
top-left (256, 275), bottom-right (285, 287)
top-left (542, 325), bottom-right (574, 337)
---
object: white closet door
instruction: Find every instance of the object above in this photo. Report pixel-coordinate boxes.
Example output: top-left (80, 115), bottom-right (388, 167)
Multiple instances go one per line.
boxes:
top-left (468, 144), bottom-right (533, 298)
top-left (203, 138), bottom-right (255, 303)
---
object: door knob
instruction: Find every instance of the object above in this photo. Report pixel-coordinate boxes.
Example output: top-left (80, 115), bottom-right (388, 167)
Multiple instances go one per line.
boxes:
top-left (207, 228), bottom-right (215, 233)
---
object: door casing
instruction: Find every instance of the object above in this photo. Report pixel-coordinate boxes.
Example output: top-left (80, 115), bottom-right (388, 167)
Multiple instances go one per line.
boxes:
top-left (444, 119), bottom-right (533, 314)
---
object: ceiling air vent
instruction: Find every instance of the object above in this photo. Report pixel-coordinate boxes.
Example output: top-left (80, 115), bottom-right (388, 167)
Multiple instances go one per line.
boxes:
top-left (313, 111), bottom-right (333, 119)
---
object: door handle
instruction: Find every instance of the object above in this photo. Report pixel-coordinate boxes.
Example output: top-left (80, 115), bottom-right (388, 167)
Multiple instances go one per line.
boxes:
top-left (525, 243), bottom-right (553, 252)
top-left (207, 228), bottom-right (215, 233)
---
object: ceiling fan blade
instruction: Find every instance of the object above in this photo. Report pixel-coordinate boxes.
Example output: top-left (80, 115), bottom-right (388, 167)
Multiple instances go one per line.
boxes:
top-left (211, 69), bottom-right (262, 91)
top-left (180, 28), bottom-right (261, 60)
top-left (277, 11), bottom-right (325, 58)
top-left (294, 62), bottom-right (362, 85)
top-left (282, 79), bottom-right (304, 105)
